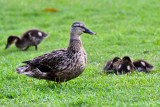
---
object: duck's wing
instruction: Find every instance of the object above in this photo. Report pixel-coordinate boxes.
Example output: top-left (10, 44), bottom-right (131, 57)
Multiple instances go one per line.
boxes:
top-left (23, 49), bottom-right (68, 72)
top-left (140, 60), bottom-right (153, 68)
top-left (21, 30), bottom-right (39, 40)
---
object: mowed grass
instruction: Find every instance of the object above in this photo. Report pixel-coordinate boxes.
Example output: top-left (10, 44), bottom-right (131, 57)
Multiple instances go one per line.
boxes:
top-left (0, 0), bottom-right (160, 106)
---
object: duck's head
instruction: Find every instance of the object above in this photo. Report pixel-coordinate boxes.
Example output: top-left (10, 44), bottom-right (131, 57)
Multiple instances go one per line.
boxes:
top-left (122, 56), bottom-right (132, 62)
top-left (5, 35), bottom-right (18, 49)
top-left (112, 57), bottom-right (122, 67)
top-left (113, 57), bottom-right (121, 63)
top-left (70, 22), bottom-right (96, 37)
top-left (104, 57), bottom-right (121, 70)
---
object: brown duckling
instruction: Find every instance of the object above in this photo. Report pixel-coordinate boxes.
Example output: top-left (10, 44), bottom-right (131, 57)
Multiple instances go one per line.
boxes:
top-left (133, 60), bottom-right (153, 72)
top-left (113, 56), bottom-right (134, 74)
top-left (103, 57), bottom-right (121, 73)
top-left (16, 22), bottom-right (96, 83)
top-left (5, 29), bottom-right (48, 51)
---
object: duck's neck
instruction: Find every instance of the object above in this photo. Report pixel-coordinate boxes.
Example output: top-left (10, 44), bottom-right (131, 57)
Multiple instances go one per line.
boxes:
top-left (11, 36), bottom-right (26, 48)
top-left (12, 36), bottom-right (21, 44)
top-left (9, 36), bottom-right (20, 43)
top-left (67, 35), bottom-right (83, 52)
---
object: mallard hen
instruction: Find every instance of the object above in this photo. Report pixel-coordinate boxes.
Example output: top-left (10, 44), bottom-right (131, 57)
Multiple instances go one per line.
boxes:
top-left (113, 56), bottom-right (134, 74)
top-left (103, 57), bottom-right (121, 73)
top-left (16, 22), bottom-right (96, 83)
top-left (5, 29), bottom-right (48, 50)
top-left (133, 60), bottom-right (153, 72)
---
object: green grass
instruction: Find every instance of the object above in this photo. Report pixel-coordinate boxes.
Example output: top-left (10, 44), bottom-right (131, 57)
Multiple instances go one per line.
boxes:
top-left (0, 0), bottom-right (160, 106)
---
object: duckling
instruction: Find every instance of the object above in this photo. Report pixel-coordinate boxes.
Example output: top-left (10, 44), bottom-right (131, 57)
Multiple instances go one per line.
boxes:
top-left (16, 22), bottom-right (96, 83)
top-left (103, 57), bottom-right (121, 73)
top-left (113, 56), bottom-right (134, 74)
top-left (133, 60), bottom-right (153, 72)
top-left (5, 29), bottom-right (48, 51)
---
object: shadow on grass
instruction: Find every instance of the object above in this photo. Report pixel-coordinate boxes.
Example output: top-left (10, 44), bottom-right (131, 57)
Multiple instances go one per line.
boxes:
top-left (1, 48), bottom-right (36, 57)
top-left (32, 81), bottom-right (63, 91)
top-left (0, 95), bottom-right (15, 100)
top-left (68, 99), bottom-right (92, 107)
top-left (5, 76), bottom-right (18, 81)
top-left (102, 70), bottom-right (157, 76)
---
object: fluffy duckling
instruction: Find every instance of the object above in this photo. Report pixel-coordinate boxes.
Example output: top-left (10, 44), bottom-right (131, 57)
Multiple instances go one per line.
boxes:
top-left (16, 22), bottom-right (96, 83)
top-left (133, 60), bottom-right (153, 72)
top-left (113, 56), bottom-right (134, 74)
top-left (103, 57), bottom-right (121, 73)
top-left (5, 29), bottom-right (48, 50)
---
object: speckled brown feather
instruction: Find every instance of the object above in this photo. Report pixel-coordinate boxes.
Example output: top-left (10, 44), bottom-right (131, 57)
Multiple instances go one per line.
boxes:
top-left (20, 40), bottom-right (87, 82)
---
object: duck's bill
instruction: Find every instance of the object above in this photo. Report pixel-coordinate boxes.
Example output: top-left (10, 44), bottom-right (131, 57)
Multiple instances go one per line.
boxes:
top-left (84, 27), bottom-right (96, 35)
top-left (5, 44), bottom-right (10, 49)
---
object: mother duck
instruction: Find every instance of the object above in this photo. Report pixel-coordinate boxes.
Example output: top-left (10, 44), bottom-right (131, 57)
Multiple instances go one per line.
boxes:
top-left (16, 22), bottom-right (96, 83)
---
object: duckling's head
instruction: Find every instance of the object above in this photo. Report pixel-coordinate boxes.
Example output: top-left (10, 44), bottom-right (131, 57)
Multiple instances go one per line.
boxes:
top-left (122, 56), bottom-right (132, 62)
top-left (70, 22), bottom-right (96, 37)
top-left (103, 57), bottom-right (121, 71)
top-left (112, 57), bottom-right (122, 72)
top-left (113, 57), bottom-right (121, 63)
top-left (5, 35), bottom-right (18, 49)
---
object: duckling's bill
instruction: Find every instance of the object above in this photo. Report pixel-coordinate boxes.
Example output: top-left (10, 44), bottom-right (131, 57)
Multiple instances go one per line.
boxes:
top-left (5, 44), bottom-right (10, 49)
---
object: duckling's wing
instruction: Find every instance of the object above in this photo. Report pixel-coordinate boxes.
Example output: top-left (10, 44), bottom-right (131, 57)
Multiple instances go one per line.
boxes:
top-left (103, 60), bottom-right (113, 71)
top-left (23, 49), bottom-right (68, 72)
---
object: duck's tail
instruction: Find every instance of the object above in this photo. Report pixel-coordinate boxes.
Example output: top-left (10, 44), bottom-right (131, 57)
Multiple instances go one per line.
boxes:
top-left (16, 65), bottom-right (47, 79)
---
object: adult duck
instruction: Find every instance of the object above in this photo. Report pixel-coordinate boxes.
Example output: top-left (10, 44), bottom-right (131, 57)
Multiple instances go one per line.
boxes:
top-left (16, 22), bottom-right (96, 83)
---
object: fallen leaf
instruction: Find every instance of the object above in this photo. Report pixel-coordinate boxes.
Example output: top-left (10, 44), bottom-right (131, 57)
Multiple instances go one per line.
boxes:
top-left (42, 8), bottom-right (58, 13)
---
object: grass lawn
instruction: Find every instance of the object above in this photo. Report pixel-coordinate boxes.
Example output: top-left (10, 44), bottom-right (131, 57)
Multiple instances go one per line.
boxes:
top-left (0, 0), bottom-right (160, 106)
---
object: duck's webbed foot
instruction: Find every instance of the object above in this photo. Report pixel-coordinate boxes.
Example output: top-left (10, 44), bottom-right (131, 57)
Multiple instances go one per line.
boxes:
top-left (57, 81), bottom-right (62, 85)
